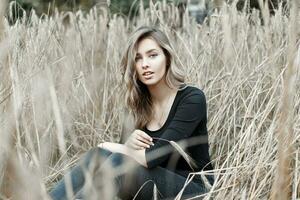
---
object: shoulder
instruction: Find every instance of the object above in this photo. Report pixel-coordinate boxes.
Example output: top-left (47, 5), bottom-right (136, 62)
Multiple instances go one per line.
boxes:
top-left (174, 85), bottom-right (207, 118)
top-left (178, 85), bottom-right (206, 103)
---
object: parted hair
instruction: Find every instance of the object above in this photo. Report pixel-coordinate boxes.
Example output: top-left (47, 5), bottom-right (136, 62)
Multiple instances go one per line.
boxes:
top-left (120, 26), bottom-right (185, 129)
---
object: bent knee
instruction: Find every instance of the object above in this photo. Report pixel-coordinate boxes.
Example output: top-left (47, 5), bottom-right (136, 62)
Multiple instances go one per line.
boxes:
top-left (108, 153), bottom-right (124, 167)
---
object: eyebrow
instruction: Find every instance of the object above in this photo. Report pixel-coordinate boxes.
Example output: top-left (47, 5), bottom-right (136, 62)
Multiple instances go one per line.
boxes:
top-left (136, 49), bottom-right (159, 55)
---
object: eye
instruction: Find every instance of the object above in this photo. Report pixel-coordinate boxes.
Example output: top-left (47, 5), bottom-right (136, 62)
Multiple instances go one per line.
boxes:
top-left (149, 54), bottom-right (158, 58)
top-left (135, 56), bottom-right (142, 62)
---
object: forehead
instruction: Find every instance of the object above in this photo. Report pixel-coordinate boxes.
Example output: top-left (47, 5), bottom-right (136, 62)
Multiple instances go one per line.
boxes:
top-left (136, 38), bottom-right (162, 54)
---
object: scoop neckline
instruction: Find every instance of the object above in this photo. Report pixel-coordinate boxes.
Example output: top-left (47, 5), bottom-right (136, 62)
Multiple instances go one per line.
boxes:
top-left (145, 86), bottom-right (187, 133)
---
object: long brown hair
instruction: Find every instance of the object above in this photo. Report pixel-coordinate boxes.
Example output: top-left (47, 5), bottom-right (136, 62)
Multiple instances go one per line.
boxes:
top-left (120, 26), bottom-right (185, 129)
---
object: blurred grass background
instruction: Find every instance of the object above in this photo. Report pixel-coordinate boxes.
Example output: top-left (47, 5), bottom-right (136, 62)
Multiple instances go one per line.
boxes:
top-left (0, 0), bottom-right (299, 199)
top-left (8, 0), bottom-right (184, 21)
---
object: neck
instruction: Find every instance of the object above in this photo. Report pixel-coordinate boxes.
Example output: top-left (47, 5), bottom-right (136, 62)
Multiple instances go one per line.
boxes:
top-left (147, 79), bottom-right (177, 104)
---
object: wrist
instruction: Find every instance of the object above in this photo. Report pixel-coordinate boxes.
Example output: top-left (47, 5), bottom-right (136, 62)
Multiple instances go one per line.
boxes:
top-left (124, 144), bottom-right (133, 155)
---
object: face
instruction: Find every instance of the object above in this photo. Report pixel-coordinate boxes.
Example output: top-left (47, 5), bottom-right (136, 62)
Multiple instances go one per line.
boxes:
top-left (134, 38), bottom-right (167, 87)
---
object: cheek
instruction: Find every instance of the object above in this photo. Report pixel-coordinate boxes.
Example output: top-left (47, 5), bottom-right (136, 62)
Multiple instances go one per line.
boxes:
top-left (156, 57), bottom-right (167, 74)
top-left (135, 70), bottom-right (141, 80)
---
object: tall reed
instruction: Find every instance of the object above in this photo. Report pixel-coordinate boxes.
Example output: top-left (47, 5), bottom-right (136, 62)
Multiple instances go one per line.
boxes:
top-left (271, 1), bottom-right (300, 199)
top-left (0, 1), bottom-right (299, 199)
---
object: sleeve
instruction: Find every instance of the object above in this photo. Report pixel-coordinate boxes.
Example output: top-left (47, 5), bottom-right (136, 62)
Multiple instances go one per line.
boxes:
top-left (145, 89), bottom-right (207, 168)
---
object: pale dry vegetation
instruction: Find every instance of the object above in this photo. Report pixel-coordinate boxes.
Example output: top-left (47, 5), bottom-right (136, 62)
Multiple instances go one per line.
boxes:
top-left (0, 1), bottom-right (300, 199)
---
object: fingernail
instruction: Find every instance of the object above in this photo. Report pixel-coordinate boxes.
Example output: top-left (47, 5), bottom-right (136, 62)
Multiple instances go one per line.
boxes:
top-left (151, 142), bottom-right (154, 146)
top-left (148, 145), bottom-right (150, 148)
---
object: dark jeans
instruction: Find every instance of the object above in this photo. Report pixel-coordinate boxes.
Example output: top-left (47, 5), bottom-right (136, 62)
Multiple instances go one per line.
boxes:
top-left (49, 147), bottom-right (213, 200)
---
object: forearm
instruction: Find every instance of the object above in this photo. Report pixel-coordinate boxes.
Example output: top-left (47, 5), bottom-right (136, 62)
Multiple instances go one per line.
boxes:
top-left (99, 142), bottom-right (147, 168)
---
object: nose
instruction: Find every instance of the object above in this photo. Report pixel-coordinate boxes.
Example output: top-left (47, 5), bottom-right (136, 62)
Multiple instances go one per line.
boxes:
top-left (141, 58), bottom-right (149, 70)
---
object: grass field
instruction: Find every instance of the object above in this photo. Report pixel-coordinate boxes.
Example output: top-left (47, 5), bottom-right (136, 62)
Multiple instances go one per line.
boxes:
top-left (0, 1), bottom-right (300, 199)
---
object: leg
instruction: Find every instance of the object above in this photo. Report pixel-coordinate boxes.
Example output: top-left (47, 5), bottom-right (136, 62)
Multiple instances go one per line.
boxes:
top-left (75, 152), bottom-right (126, 200)
top-left (119, 165), bottom-right (210, 200)
top-left (49, 147), bottom-right (113, 200)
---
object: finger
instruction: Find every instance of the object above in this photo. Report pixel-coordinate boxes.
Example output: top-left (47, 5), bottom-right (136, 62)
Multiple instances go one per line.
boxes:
top-left (132, 139), bottom-right (149, 148)
top-left (132, 130), bottom-right (151, 144)
top-left (137, 134), bottom-right (154, 146)
top-left (135, 140), bottom-right (150, 149)
top-left (137, 130), bottom-right (153, 142)
top-left (136, 135), bottom-right (152, 145)
top-left (128, 141), bottom-right (139, 150)
top-left (128, 140), bottom-right (140, 149)
top-left (132, 143), bottom-right (145, 150)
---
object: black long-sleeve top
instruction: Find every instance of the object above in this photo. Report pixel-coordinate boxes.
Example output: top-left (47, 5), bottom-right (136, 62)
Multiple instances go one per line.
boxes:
top-left (143, 85), bottom-right (213, 178)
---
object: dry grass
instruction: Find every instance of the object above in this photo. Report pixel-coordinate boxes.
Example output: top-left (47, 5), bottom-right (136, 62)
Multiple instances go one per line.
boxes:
top-left (0, 1), bottom-right (300, 199)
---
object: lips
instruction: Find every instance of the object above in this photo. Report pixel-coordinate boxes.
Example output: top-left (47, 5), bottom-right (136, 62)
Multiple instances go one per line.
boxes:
top-left (142, 71), bottom-right (154, 76)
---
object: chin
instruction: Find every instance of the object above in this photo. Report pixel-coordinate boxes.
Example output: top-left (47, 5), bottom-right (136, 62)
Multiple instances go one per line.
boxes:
top-left (140, 79), bottom-right (155, 85)
top-left (142, 79), bottom-right (164, 87)
top-left (139, 75), bottom-right (165, 87)
top-left (142, 82), bottom-right (158, 86)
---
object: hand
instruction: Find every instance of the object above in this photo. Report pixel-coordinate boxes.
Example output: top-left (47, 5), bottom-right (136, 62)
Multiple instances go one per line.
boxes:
top-left (125, 129), bottom-right (154, 150)
top-left (98, 142), bottom-right (106, 149)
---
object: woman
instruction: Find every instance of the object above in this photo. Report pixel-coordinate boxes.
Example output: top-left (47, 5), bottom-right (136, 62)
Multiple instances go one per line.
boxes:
top-left (49, 26), bottom-right (214, 200)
